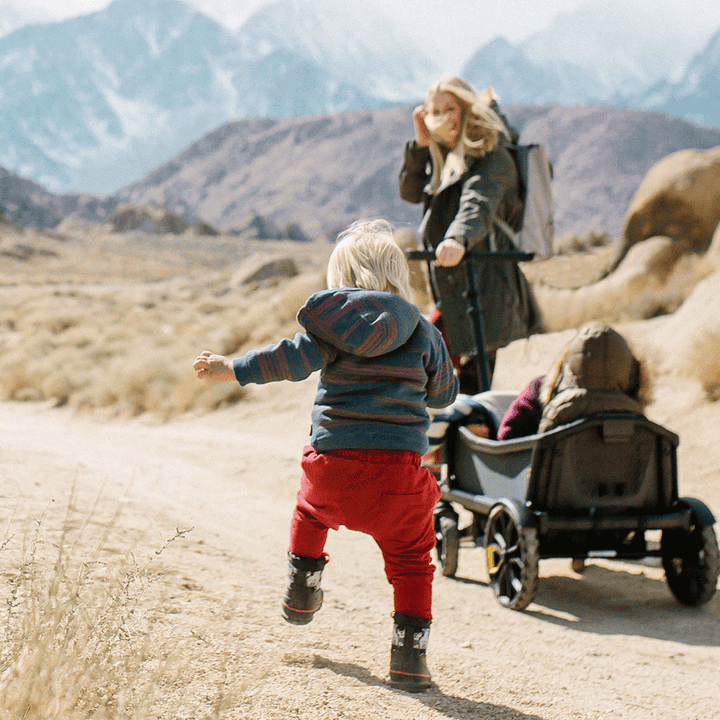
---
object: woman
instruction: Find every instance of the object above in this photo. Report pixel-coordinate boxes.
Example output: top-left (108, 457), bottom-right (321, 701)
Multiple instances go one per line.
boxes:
top-left (399, 76), bottom-right (541, 391)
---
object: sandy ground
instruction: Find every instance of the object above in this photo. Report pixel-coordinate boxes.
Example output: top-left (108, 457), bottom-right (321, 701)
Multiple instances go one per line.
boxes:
top-left (2, 361), bottom-right (719, 719)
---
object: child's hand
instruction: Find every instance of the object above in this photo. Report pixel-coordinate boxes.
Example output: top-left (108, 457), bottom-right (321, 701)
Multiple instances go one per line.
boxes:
top-left (193, 351), bottom-right (235, 382)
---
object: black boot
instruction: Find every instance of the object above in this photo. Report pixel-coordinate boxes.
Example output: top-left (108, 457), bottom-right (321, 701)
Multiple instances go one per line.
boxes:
top-left (281, 553), bottom-right (327, 625)
top-left (389, 613), bottom-right (432, 692)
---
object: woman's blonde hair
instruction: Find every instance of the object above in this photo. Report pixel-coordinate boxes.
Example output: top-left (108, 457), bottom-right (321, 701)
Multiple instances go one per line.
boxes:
top-left (326, 219), bottom-right (413, 302)
top-left (424, 75), bottom-right (510, 192)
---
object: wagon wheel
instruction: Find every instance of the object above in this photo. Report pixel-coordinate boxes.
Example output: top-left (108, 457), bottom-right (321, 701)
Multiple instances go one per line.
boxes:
top-left (661, 522), bottom-right (719, 607)
top-left (483, 504), bottom-right (539, 610)
top-left (435, 514), bottom-right (460, 577)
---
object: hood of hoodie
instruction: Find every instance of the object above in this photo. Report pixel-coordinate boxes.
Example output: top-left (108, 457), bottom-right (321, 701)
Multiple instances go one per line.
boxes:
top-left (297, 288), bottom-right (421, 358)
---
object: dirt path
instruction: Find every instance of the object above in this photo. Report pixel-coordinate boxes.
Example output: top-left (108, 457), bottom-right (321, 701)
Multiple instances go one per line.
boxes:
top-left (1, 378), bottom-right (719, 720)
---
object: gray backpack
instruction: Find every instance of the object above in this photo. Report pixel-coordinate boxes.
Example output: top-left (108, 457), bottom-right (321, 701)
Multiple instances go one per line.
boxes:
top-left (494, 143), bottom-right (554, 258)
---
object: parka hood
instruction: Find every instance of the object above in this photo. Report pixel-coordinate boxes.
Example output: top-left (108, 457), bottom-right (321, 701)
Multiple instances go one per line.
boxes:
top-left (297, 288), bottom-right (421, 358)
top-left (553, 322), bottom-right (640, 396)
top-left (538, 322), bottom-right (643, 433)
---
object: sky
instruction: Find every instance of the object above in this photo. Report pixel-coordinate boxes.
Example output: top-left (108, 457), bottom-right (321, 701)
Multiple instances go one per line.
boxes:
top-left (6, 0), bottom-right (720, 71)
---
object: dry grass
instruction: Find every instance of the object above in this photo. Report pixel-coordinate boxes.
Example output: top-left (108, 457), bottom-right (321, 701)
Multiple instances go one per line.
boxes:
top-left (688, 329), bottom-right (720, 401)
top-left (0, 229), bottom-right (328, 420)
top-left (0, 490), bottom-right (194, 719)
top-left (2, 224), bottom-right (719, 418)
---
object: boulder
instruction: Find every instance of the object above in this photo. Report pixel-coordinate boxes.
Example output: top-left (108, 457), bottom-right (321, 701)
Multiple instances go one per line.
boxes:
top-left (109, 203), bottom-right (188, 234)
top-left (231, 256), bottom-right (299, 286)
top-left (605, 146), bottom-right (720, 274)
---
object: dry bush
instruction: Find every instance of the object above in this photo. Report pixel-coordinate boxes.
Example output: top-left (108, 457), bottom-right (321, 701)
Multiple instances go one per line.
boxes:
top-left (269, 270), bottom-right (326, 325)
top-left (0, 254), bottom-right (321, 419)
top-left (0, 495), bottom-right (194, 719)
top-left (687, 329), bottom-right (720, 401)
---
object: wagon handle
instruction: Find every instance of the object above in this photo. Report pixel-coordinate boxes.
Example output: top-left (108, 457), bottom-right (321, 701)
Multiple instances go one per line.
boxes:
top-left (405, 248), bottom-right (535, 392)
top-left (405, 249), bottom-right (535, 263)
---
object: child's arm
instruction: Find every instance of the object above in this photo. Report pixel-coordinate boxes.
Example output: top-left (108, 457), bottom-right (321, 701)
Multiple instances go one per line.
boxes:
top-left (194, 333), bottom-right (334, 386)
top-left (425, 323), bottom-right (460, 408)
top-left (193, 351), bottom-right (235, 382)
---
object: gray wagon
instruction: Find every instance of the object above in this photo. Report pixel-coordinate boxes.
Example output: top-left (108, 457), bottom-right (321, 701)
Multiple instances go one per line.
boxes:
top-left (434, 391), bottom-right (720, 610)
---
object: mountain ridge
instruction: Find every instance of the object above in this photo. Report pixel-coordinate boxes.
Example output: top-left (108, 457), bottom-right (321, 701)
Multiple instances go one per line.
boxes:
top-left (0, 0), bottom-right (718, 198)
top-left (0, 0), bottom-right (432, 195)
top-left (4, 103), bottom-right (717, 243)
top-left (113, 103), bottom-right (717, 239)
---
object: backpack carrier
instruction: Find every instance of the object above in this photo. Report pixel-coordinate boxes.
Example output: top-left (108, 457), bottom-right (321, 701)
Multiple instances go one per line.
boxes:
top-left (495, 143), bottom-right (554, 258)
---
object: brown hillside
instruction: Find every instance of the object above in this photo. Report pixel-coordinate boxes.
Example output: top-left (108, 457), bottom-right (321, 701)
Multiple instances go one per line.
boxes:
top-left (107, 104), bottom-right (720, 240)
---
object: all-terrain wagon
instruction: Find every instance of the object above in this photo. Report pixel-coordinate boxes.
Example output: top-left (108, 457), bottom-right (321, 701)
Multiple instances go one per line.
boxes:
top-left (407, 248), bottom-right (719, 610)
top-left (434, 391), bottom-right (719, 610)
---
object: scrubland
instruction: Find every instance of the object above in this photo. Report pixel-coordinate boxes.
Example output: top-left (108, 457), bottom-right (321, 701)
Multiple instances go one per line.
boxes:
top-left (2, 226), bottom-right (718, 420)
top-left (1, 223), bottom-right (719, 719)
top-left (0, 227), bottom-right (329, 419)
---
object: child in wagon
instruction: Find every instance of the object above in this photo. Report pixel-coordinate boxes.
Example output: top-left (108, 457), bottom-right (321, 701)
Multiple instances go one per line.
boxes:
top-left (193, 219), bottom-right (458, 692)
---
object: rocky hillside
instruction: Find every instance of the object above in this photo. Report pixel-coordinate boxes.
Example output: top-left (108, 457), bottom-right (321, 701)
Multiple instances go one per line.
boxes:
top-left (108, 103), bottom-right (720, 240)
top-left (3, 103), bottom-right (720, 240)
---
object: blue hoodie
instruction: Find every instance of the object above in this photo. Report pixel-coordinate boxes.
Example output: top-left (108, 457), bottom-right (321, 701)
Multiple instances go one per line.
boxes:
top-left (232, 288), bottom-right (458, 455)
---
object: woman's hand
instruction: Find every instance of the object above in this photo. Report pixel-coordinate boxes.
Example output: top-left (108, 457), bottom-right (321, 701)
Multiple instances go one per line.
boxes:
top-left (193, 350), bottom-right (235, 382)
top-left (412, 104), bottom-right (430, 147)
top-left (434, 239), bottom-right (465, 267)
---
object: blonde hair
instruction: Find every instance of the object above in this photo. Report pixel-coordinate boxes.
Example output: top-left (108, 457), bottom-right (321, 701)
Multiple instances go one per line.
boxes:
top-left (326, 219), bottom-right (413, 302)
top-left (424, 75), bottom-right (510, 192)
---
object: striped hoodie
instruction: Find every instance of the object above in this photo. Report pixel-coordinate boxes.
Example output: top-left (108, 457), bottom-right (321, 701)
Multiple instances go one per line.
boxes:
top-left (232, 288), bottom-right (458, 455)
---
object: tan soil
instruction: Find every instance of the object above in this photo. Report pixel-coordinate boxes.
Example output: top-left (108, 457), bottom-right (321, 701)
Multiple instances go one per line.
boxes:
top-left (2, 367), bottom-right (718, 719)
top-left (1, 230), bottom-right (718, 718)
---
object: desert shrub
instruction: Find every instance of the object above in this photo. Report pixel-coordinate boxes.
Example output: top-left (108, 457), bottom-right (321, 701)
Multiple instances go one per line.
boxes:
top-left (688, 329), bottom-right (720, 401)
top-left (0, 366), bottom-right (40, 402)
top-left (269, 271), bottom-right (326, 325)
top-left (554, 229), bottom-right (614, 256)
top-left (0, 497), bottom-right (192, 719)
top-left (0, 237), bottom-right (328, 420)
top-left (284, 223), bottom-right (311, 242)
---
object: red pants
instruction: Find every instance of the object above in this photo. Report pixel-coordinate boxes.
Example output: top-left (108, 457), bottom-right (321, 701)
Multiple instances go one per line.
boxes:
top-left (289, 446), bottom-right (441, 620)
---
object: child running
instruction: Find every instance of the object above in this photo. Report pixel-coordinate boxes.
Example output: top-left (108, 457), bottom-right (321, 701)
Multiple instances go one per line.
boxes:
top-left (193, 219), bottom-right (458, 692)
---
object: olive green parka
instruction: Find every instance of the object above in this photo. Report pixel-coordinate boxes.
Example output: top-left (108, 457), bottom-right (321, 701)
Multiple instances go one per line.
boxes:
top-left (399, 139), bottom-right (541, 355)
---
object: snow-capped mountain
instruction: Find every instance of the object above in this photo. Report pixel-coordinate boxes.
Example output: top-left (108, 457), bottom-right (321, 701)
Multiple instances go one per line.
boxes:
top-left (237, 0), bottom-right (434, 102)
top-left (0, 0), bottom-right (246, 193)
top-left (463, 0), bottom-right (718, 112)
top-left (521, 0), bottom-right (692, 100)
top-left (0, 0), bottom-right (434, 195)
top-left (631, 27), bottom-right (720, 129)
top-left (0, 1), bottom-right (48, 37)
top-left (462, 37), bottom-right (593, 107)
top-left (1, 0), bottom-right (718, 198)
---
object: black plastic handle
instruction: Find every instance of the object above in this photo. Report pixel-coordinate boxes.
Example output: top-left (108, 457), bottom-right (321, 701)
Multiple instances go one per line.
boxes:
top-left (405, 249), bottom-right (535, 263)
